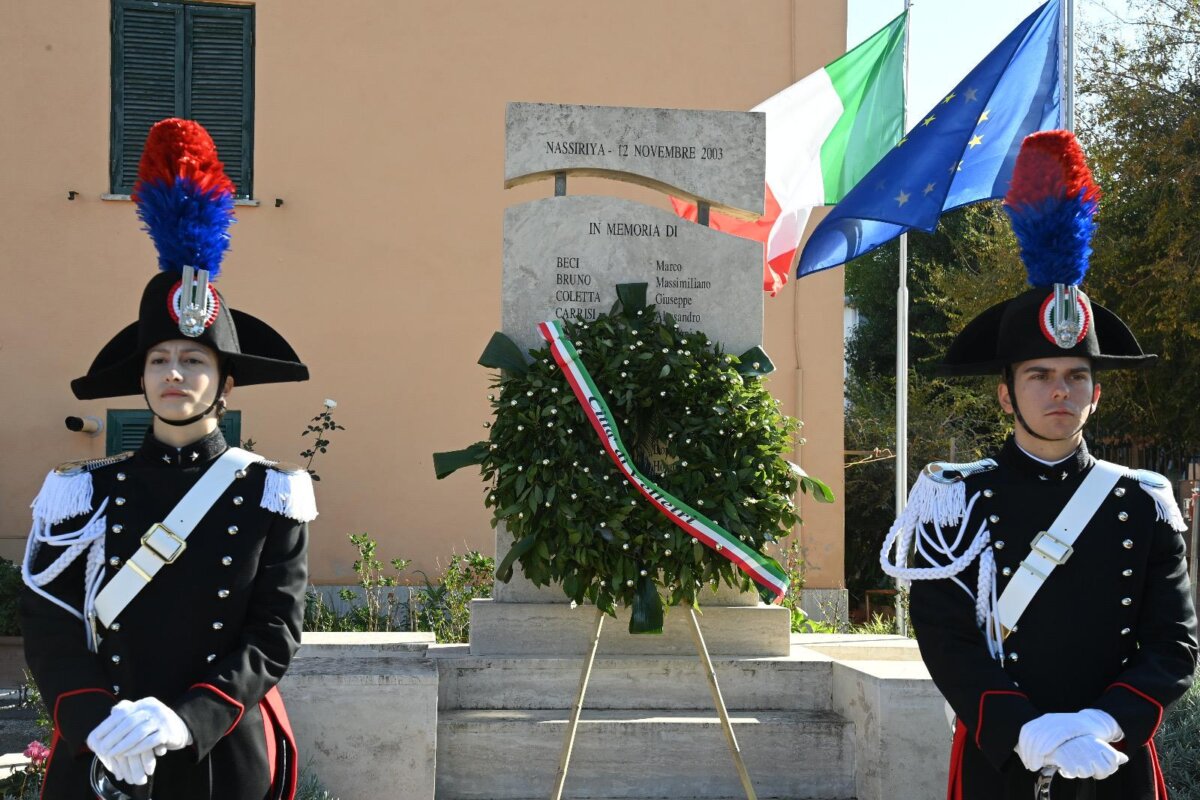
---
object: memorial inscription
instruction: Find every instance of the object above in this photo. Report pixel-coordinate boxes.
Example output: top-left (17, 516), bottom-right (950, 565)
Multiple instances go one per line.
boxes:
top-left (502, 196), bottom-right (761, 357)
top-left (506, 102), bottom-right (764, 216)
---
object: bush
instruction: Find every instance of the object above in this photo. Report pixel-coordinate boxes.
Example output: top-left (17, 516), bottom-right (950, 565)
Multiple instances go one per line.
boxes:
top-left (1157, 667), bottom-right (1200, 800)
top-left (0, 559), bottom-right (24, 637)
top-left (412, 550), bottom-right (495, 644)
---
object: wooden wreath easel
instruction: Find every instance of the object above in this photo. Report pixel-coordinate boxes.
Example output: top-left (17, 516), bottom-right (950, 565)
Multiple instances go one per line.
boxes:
top-left (549, 604), bottom-right (758, 800)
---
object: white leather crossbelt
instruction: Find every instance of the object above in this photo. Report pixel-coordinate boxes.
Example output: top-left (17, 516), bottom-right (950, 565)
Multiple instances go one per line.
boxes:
top-left (93, 447), bottom-right (261, 628)
top-left (995, 459), bottom-right (1125, 636)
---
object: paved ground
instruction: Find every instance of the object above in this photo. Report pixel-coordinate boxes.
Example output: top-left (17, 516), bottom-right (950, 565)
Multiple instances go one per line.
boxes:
top-left (0, 688), bottom-right (41, 771)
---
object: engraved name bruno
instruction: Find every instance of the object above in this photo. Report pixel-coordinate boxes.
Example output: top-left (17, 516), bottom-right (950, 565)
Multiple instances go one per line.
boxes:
top-left (552, 243), bottom-right (710, 324)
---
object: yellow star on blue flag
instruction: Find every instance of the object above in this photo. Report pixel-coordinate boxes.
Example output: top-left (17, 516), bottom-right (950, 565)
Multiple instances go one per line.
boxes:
top-left (797, 0), bottom-right (1063, 277)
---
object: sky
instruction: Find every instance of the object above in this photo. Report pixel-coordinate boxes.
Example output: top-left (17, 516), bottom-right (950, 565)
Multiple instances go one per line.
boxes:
top-left (846, 0), bottom-right (1139, 129)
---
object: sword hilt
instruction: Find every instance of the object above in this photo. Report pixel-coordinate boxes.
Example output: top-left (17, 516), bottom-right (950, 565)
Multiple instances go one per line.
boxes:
top-left (1035, 766), bottom-right (1055, 799)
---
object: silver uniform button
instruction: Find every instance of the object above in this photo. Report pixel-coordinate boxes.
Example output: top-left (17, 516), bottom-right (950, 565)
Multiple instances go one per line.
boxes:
top-left (1123, 539), bottom-right (1134, 549)
top-left (1121, 597), bottom-right (1132, 606)
top-left (1121, 628), bottom-right (1131, 635)
top-left (994, 541), bottom-right (1005, 550)
top-left (212, 621), bottom-right (224, 630)
top-left (989, 514), bottom-right (1000, 524)
top-left (222, 556), bottom-right (233, 566)
top-left (113, 685), bottom-right (120, 694)
top-left (1008, 652), bottom-right (1019, 662)
top-left (110, 623), bottom-right (121, 632)
top-left (227, 525), bottom-right (239, 535)
top-left (1114, 487), bottom-right (1126, 497)
top-left (235, 469), bottom-right (247, 479)
top-left (218, 589), bottom-right (230, 599)
top-left (111, 655), bottom-right (121, 664)
top-left (233, 496), bottom-right (244, 506)
top-left (207, 654), bottom-right (217, 663)
top-left (1002, 567), bottom-right (1013, 577)
top-left (1123, 569), bottom-right (1133, 577)
top-left (111, 524), bottom-right (123, 534)
top-left (115, 497), bottom-right (126, 506)
top-left (1118, 511), bottom-right (1129, 522)
top-left (116, 473), bottom-right (126, 481)
top-left (109, 556), bottom-right (121, 567)
top-left (983, 489), bottom-right (994, 498)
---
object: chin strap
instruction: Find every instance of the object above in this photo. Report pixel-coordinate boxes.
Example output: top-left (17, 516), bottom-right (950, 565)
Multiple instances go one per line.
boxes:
top-left (1004, 366), bottom-right (1090, 443)
top-left (143, 366), bottom-right (229, 427)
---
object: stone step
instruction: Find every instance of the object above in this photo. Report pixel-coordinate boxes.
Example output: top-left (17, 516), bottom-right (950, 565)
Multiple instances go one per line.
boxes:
top-left (469, 600), bottom-right (791, 657)
top-left (436, 709), bottom-right (855, 800)
top-left (295, 630), bottom-right (435, 658)
top-left (432, 647), bottom-right (833, 711)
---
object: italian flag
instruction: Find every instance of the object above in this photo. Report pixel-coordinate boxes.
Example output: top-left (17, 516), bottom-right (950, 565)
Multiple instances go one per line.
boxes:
top-left (673, 12), bottom-right (907, 294)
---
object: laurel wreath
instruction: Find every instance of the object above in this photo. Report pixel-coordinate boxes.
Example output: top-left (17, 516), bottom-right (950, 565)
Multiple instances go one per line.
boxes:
top-left (435, 285), bottom-right (832, 632)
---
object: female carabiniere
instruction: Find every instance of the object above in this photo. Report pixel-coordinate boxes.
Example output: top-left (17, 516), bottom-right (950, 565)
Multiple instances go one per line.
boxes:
top-left (21, 119), bottom-right (316, 800)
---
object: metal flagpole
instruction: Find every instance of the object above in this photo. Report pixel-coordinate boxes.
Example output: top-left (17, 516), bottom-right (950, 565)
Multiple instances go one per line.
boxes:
top-left (1038, 5), bottom-right (1073, 794)
top-left (895, 0), bottom-right (913, 637)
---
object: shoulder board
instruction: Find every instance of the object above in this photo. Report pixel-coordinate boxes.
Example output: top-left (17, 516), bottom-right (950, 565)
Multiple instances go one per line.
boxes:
top-left (1126, 468), bottom-right (1187, 532)
top-left (53, 451), bottom-right (135, 477)
top-left (264, 460), bottom-right (306, 476)
top-left (1132, 468), bottom-right (1170, 490)
top-left (922, 458), bottom-right (998, 485)
top-left (32, 453), bottom-right (133, 525)
top-left (260, 463), bottom-right (318, 523)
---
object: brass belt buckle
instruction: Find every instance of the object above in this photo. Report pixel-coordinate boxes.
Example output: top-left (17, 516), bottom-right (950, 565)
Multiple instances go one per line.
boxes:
top-left (141, 523), bottom-right (187, 564)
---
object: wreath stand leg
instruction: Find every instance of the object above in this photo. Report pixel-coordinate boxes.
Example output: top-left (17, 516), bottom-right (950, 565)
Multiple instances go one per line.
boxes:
top-left (687, 603), bottom-right (758, 800)
top-left (550, 605), bottom-right (758, 800)
top-left (550, 606), bottom-right (606, 800)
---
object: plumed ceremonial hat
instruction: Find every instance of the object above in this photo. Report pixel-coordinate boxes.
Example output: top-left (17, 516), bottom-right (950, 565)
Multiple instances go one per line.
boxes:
top-left (71, 119), bottom-right (308, 400)
top-left (937, 130), bottom-right (1155, 377)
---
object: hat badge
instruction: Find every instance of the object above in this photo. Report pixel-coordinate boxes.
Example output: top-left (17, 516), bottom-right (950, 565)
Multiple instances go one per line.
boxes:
top-left (1039, 284), bottom-right (1090, 349)
top-left (169, 265), bottom-right (220, 337)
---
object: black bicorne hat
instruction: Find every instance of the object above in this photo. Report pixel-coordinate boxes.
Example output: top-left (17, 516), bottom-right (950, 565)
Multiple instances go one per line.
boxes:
top-left (937, 130), bottom-right (1155, 377)
top-left (71, 119), bottom-right (308, 400)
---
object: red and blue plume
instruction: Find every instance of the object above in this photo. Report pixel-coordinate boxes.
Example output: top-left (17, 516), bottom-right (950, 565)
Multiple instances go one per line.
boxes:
top-left (1003, 130), bottom-right (1101, 288)
top-left (132, 118), bottom-right (236, 279)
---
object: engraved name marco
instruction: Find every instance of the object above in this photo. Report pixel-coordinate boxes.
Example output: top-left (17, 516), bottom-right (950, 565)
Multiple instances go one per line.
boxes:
top-left (544, 141), bottom-right (725, 161)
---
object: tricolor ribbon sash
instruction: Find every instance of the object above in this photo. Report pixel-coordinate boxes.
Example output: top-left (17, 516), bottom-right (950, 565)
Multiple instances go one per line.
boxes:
top-left (538, 319), bottom-right (788, 601)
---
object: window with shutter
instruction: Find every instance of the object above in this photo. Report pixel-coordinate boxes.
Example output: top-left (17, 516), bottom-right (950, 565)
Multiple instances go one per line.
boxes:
top-left (105, 410), bottom-right (243, 456)
top-left (110, 0), bottom-right (254, 197)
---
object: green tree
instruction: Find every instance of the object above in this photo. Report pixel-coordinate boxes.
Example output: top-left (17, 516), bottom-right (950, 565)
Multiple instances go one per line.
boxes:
top-left (1076, 0), bottom-right (1200, 469)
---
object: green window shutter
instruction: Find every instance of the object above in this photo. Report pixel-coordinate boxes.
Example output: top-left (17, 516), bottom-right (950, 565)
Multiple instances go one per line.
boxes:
top-left (185, 5), bottom-right (254, 197)
top-left (105, 410), bottom-right (243, 456)
top-left (106, 410), bottom-right (154, 455)
top-left (110, 0), bottom-right (184, 194)
top-left (111, 1), bottom-right (254, 197)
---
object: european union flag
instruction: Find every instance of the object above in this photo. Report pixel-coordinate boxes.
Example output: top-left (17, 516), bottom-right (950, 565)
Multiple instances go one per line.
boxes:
top-left (796, 0), bottom-right (1062, 277)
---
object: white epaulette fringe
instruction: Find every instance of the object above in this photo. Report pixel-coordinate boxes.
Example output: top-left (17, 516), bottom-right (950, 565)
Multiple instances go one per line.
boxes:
top-left (31, 470), bottom-right (94, 526)
top-left (1128, 469), bottom-right (1187, 532)
top-left (261, 464), bottom-right (319, 522)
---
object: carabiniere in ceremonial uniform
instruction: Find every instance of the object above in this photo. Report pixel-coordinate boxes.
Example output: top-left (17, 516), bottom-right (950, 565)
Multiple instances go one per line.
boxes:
top-left (882, 131), bottom-right (1198, 799)
top-left (21, 119), bottom-right (316, 800)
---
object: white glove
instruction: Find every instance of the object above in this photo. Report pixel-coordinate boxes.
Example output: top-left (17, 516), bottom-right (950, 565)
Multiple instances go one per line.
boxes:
top-left (1017, 709), bottom-right (1123, 771)
top-left (97, 750), bottom-right (156, 785)
top-left (1048, 735), bottom-right (1128, 780)
top-left (88, 697), bottom-right (193, 760)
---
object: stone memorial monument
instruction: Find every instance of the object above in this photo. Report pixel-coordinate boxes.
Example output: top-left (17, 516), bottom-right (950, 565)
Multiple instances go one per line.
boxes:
top-left (433, 103), bottom-right (855, 800)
